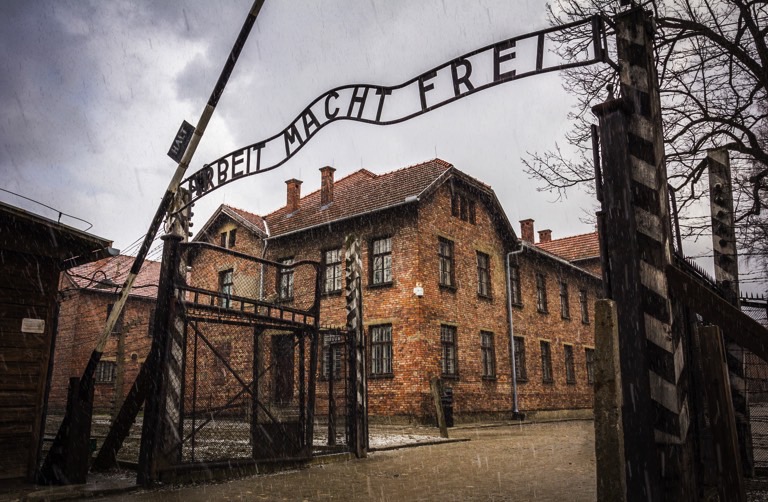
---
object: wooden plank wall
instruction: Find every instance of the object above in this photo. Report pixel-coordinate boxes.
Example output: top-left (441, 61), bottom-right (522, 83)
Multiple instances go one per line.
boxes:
top-left (0, 251), bottom-right (59, 481)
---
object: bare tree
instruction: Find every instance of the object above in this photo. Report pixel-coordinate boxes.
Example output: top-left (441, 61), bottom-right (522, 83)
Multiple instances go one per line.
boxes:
top-left (524, 0), bottom-right (768, 281)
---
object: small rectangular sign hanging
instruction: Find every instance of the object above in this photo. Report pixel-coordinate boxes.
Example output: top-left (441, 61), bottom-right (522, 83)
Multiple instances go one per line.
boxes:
top-left (167, 120), bottom-right (195, 163)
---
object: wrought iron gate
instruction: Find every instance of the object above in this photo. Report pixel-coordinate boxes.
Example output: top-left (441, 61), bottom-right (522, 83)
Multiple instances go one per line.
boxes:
top-left (169, 242), bottom-right (322, 467)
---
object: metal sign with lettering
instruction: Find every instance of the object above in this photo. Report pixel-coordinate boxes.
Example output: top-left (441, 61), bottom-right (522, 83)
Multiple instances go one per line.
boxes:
top-left (180, 16), bottom-right (606, 207)
top-left (167, 120), bottom-right (195, 163)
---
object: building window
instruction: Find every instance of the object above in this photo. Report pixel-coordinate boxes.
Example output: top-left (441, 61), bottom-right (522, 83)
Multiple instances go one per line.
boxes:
top-left (540, 341), bottom-right (553, 383)
top-left (514, 336), bottom-right (527, 381)
top-left (451, 192), bottom-right (476, 225)
top-left (579, 289), bottom-right (590, 324)
top-left (536, 273), bottom-right (548, 313)
top-left (510, 264), bottom-right (522, 306)
top-left (438, 238), bottom-right (455, 288)
top-left (219, 229), bottom-right (237, 248)
top-left (277, 258), bottom-right (294, 300)
top-left (212, 341), bottom-right (232, 386)
top-left (371, 237), bottom-right (393, 285)
top-left (564, 344), bottom-right (576, 384)
top-left (323, 248), bottom-right (342, 294)
top-left (441, 325), bottom-right (458, 377)
top-left (370, 324), bottom-right (393, 376)
top-left (559, 281), bottom-right (570, 319)
top-left (147, 307), bottom-right (156, 338)
top-left (322, 331), bottom-right (343, 380)
top-left (218, 268), bottom-right (234, 308)
top-left (95, 361), bottom-right (116, 383)
top-left (481, 331), bottom-right (496, 379)
top-left (106, 303), bottom-right (124, 336)
top-left (586, 348), bottom-right (596, 385)
top-left (477, 252), bottom-right (491, 298)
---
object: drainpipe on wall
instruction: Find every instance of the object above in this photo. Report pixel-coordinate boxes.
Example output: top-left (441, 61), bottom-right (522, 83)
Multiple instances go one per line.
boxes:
top-left (506, 245), bottom-right (525, 420)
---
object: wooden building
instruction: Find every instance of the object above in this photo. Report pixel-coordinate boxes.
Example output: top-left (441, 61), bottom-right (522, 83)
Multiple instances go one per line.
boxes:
top-left (0, 201), bottom-right (112, 484)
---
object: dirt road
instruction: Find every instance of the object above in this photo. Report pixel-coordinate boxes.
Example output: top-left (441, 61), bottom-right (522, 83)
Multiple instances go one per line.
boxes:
top-left (101, 420), bottom-right (596, 501)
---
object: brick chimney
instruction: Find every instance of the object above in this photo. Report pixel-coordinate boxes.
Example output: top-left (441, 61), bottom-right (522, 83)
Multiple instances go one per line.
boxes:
top-left (520, 219), bottom-right (535, 243)
top-left (538, 229), bottom-right (552, 243)
top-left (320, 166), bottom-right (336, 206)
top-left (286, 179), bottom-right (302, 212)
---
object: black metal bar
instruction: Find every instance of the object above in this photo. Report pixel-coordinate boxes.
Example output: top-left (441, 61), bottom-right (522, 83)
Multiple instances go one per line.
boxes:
top-left (191, 321), bottom-right (198, 462)
top-left (299, 331), bottom-right (306, 449)
top-left (251, 326), bottom-right (261, 459)
top-left (307, 327), bottom-right (319, 452)
top-left (536, 33), bottom-right (544, 71)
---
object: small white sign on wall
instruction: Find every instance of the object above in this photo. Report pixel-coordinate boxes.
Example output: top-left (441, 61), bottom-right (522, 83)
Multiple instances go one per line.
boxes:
top-left (21, 318), bottom-right (45, 334)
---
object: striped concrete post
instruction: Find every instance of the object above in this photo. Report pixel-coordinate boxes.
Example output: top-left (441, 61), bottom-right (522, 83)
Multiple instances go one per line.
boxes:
top-left (137, 192), bottom-right (190, 485)
top-left (345, 234), bottom-right (367, 458)
top-left (593, 8), bottom-right (694, 500)
top-left (708, 147), bottom-right (754, 477)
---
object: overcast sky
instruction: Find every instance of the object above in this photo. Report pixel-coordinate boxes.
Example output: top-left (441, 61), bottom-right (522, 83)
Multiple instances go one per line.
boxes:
top-left (1, 1), bottom-right (760, 292)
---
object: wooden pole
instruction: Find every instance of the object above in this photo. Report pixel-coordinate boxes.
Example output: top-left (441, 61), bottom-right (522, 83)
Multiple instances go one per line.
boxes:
top-left (430, 377), bottom-right (449, 439)
top-left (592, 300), bottom-right (626, 502)
top-left (698, 325), bottom-right (746, 501)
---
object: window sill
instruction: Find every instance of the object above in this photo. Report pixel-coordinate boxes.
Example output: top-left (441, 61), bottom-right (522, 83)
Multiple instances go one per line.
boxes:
top-left (276, 297), bottom-right (294, 304)
top-left (367, 281), bottom-right (394, 290)
top-left (477, 294), bottom-right (493, 301)
top-left (516, 377), bottom-right (528, 383)
top-left (581, 320), bottom-right (590, 325)
top-left (369, 373), bottom-right (394, 379)
top-left (561, 316), bottom-right (571, 321)
top-left (542, 379), bottom-right (554, 385)
top-left (321, 290), bottom-right (343, 297)
top-left (566, 381), bottom-right (576, 385)
top-left (319, 376), bottom-right (343, 382)
top-left (511, 302), bottom-right (523, 309)
top-left (439, 284), bottom-right (457, 293)
top-left (441, 374), bottom-right (459, 380)
top-left (482, 375), bottom-right (497, 382)
top-left (95, 381), bottom-right (114, 385)
top-left (537, 309), bottom-right (549, 315)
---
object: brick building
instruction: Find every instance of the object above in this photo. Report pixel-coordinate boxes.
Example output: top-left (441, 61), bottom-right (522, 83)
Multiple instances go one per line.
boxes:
top-left (192, 159), bottom-right (602, 422)
top-left (50, 255), bottom-right (160, 414)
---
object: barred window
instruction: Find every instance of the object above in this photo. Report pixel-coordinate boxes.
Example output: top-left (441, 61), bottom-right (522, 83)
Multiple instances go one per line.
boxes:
top-left (514, 336), bottom-right (527, 381)
top-left (219, 229), bottom-right (237, 248)
top-left (323, 249), bottom-right (342, 293)
top-left (147, 307), bottom-right (156, 338)
top-left (106, 303), bottom-right (125, 336)
top-left (564, 344), bottom-right (576, 384)
top-left (477, 252), bottom-right (491, 298)
top-left (370, 325), bottom-right (393, 376)
top-left (441, 325), bottom-right (458, 376)
top-left (540, 340), bottom-right (553, 383)
top-left (536, 273), bottom-right (548, 313)
top-left (278, 258), bottom-right (294, 300)
top-left (438, 238), bottom-right (455, 288)
top-left (586, 348), bottom-right (596, 385)
top-left (560, 281), bottom-right (570, 319)
top-left (95, 361), bottom-right (116, 384)
top-left (322, 332), bottom-right (343, 380)
top-left (579, 289), bottom-right (590, 324)
top-left (510, 264), bottom-right (522, 306)
top-left (371, 237), bottom-right (393, 285)
top-left (218, 268), bottom-right (233, 308)
top-left (481, 331), bottom-right (496, 378)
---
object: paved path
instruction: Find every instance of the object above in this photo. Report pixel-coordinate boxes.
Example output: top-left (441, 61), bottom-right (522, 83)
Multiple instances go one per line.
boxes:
top-left (101, 420), bottom-right (596, 501)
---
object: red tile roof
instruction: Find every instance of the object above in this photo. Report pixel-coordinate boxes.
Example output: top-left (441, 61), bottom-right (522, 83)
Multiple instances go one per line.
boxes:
top-left (63, 255), bottom-right (160, 299)
top-left (227, 206), bottom-right (267, 234)
top-left (536, 231), bottom-right (600, 263)
top-left (264, 159), bottom-right (454, 238)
